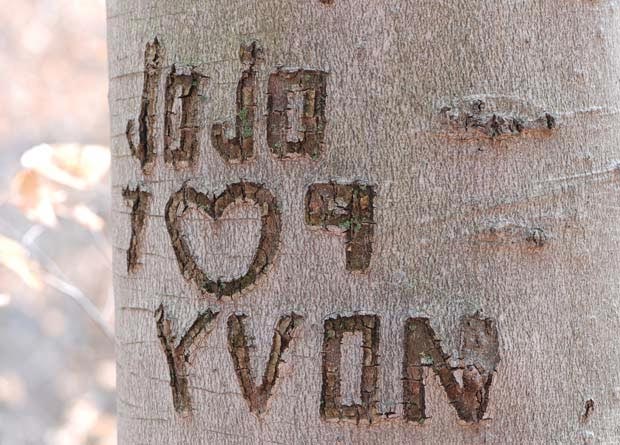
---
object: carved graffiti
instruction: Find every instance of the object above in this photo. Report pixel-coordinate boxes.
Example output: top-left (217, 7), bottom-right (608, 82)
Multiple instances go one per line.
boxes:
top-left (267, 68), bottom-right (328, 160)
top-left (164, 65), bottom-right (207, 167)
top-left (122, 41), bottom-right (505, 427)
top-left (211, 42), bottom-right (261, 163)
top-left (122, 186), bottom-right (151, 273)
top-left (155, 304), bottom-right (219, 415)
top-left (165, 182), bottom-right (281, 297)
top-left (126, 38), bottom-right (163, 174)
top-left (321, 314), bottom-right (380, 423)
top-left (305, 182), bottom-right (375, 272)
top-left (227, 313), bottom-right (303, 414)
top-left (403, 314), bottom-right (500, 423)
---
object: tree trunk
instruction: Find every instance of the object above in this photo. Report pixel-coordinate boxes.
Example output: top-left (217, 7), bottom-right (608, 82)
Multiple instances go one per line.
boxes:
top-left (107, 1), bottom-right (620, 443)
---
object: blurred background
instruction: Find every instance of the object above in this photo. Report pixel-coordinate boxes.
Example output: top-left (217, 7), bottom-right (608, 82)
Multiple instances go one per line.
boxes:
top-left (0, 0), bottom-right (115, 443)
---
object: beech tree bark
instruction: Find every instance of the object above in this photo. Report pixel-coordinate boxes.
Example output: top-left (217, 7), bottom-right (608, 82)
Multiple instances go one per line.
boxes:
top-left (107, 1), bottom-right (620, 443)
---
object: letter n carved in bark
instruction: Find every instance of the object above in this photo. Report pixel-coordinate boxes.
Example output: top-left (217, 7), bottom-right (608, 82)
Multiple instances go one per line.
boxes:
top-left (403, 314), bottom-right (500, 423)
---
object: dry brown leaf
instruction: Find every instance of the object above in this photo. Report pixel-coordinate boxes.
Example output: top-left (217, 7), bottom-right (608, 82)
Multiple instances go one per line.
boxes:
top-left (20, 143), bottom-right (110, 190)
top-left (67, 204), bottom-right (105, 232)
top-left (0, 234), bottom-right (43, 290)
top-left (10, 169), bottom-right (63, 227)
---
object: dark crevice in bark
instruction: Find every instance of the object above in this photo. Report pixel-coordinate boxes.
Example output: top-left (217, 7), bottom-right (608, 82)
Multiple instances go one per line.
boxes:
top-left (526, 228), bottom-right (547, 247)
top-left (581, 399), bottom-right (595, 423)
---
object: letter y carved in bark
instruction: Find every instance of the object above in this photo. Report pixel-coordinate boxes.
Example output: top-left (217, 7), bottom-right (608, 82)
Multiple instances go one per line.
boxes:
top-left (155, 305), bottom-right (219, 416)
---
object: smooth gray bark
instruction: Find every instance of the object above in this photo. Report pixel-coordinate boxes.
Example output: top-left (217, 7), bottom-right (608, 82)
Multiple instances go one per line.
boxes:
top-left (108, 1), bottom-right (620, 443)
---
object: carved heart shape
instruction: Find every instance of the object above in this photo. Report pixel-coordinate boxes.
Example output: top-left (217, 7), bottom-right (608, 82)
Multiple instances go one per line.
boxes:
top-left (165, 182), bottom-right (281, 297)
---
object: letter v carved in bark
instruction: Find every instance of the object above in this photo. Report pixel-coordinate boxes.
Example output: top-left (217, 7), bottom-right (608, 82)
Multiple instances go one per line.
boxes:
top-left (155, 304), bottom-right (219, 416)
top-left (402, 314), bottom-right (500, 423)
top-left (227, 313), bottom-right (303, 415)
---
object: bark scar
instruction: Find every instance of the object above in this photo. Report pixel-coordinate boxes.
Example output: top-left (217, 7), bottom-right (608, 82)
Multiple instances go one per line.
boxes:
top-left (227, 313), bottom-right (303, 415)
top-left (127, 38), bottom-right (163, 174)
top-left (471, 220), bottom-right (549, 249)
top-left (155, 304), bottom-right (219, 416)
top-left (305, 182), bottom-right (375, 272)
top-left (436, 95), bottom-right (557, 140)
top-left (165, 182), bottom-right (281, 298)
top-left (122, 186), bottom-right (151, 273)
top-left (581, 399), bottom-right (594, 423)
top-left (402, 313), bottom-right (500, 424)
top-left (211, 41), bottom-right (262, 163)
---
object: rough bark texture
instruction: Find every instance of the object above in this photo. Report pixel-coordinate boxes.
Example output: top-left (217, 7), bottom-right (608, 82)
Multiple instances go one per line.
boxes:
top-left (108, 1), bottom-right (620, 443)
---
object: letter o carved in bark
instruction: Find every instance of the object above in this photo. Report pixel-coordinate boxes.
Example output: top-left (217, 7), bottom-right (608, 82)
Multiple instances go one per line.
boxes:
top-left (165, 182), bottom-right (281, 297)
